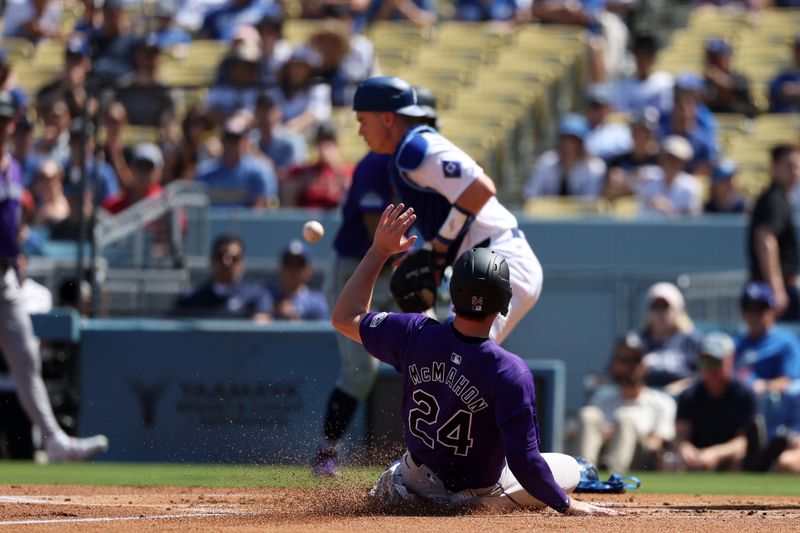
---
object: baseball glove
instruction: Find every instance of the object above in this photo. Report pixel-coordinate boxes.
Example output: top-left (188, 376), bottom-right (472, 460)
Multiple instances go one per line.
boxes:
top-left (390, 249), bottom-right (443, 313)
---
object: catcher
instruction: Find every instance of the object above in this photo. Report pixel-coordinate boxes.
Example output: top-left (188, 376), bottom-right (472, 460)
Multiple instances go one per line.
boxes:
top-left (356, 77), bottom-right (542, 342)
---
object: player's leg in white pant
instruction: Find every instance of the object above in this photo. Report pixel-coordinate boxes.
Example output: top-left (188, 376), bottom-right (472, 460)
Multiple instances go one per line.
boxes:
top-left (488, 234), bottom-right (543, 344)
top-left (391, 451), bottom-right (451, 504)
top-left (326, 256), bottom-right (393, 401)
top-left (477, 453), bottom-right (581, 510)
top-left (0, 267), bottom-right (62, 440)
top-left (576, 405), bottom-right (606, 466)
top-left (325, 256), bottom-right (394, 401)
top-left (0, 268), bottom-right (109, 462)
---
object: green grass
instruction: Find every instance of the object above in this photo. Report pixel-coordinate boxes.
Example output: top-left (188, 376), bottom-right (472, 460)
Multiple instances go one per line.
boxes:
top-left (0, 463), bottom-right (798, 496)
top-left (0, 462), bottom-right (380, 488)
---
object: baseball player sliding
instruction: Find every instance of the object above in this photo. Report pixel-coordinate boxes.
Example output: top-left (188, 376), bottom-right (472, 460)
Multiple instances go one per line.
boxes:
top-left (331, 203), bottom-right (617, 515)
top-left (354, 76), bottom-right (542, 343)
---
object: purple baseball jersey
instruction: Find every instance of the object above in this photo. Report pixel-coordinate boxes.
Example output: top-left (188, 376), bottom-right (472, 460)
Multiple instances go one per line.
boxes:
top-left (359, 311), bottom-right (570, 512)
top-left (0, 155), bottom-right (23, 261)
top-left (333, 152), bottom-right (393, 259)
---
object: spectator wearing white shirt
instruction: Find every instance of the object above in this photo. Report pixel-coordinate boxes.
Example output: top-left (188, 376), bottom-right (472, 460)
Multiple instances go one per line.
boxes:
top-left (585, 84), bottom-right (632, 162)
top-left (576, 332), bottom-right (677, 472)
top-left (637, 135), bottom-right (702, 217)
top-left (524, 113), bottom-right (606, 199)
top-left (611, 35), bottom-right (674, 115)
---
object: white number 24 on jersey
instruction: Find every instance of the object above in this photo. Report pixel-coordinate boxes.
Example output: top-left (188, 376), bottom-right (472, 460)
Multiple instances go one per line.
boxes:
top-left (408, 389), bottom-right (474, 456)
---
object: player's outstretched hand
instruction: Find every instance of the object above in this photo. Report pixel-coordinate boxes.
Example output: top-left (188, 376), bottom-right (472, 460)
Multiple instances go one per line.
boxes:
top-left (565, 498), bottom-right (621, 516)
top-left (373, 203), bottom-right (417, 257)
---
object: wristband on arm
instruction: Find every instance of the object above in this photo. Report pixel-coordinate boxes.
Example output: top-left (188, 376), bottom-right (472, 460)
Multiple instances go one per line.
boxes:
top-left (433, 205), bottom-right (475, 263)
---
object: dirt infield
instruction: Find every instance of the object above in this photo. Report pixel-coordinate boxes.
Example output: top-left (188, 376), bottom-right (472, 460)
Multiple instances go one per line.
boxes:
top-left (1, 485), bottom-right (799, 532)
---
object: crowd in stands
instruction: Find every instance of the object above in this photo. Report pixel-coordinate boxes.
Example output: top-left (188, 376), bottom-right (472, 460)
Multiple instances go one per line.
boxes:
top-left (570, 280), bottom-right (800, 474)
top-left (0, 0), bottom-right (794, 230)
top-left (526, 29), bottom-right (800, 218)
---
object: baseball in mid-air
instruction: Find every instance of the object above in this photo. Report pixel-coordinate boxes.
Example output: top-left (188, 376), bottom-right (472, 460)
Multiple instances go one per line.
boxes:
top-left (303, 220), bottom-right (324, 244)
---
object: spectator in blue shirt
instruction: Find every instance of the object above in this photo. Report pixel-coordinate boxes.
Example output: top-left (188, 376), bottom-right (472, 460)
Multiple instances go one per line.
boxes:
top-left (268, 240), bottom-right (329, 321)
top-left (736, 282), bottom-right (800, 438)
top-left (200, 0), bottom-right (281, 41)
top-left (255, 12), bottom-right (292, 89)
top-left (454, 0), bottom-right (520, 21)
top-left (768, 34), bottom-right (800, 114)
top-left (705, 158), bottom-right (748, 214)
top-left (87, 0), bottom-right (138, 87)
top-left (196, 113), bottom-right (278, 208)
top-left (174, 234), bottom-right (272, 321)
top-left (250, 91), bottom-right (307, 182)
top-left (660, 80), bottom-right (719, 175)
top-left (152, 0), bottom-right (192, 50)
top-left (61, 119), bottom-right (119, 206)
top-left (206, 39), bottom-right (264, 119)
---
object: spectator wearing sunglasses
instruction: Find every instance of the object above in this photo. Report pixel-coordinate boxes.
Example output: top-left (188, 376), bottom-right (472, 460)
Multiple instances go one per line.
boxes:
top-left (639, 282), bottom-right (701, 395)
top-left (675, 332), bottom-right (756, 471)
top-left (173, 234), bottom-right (272, 322)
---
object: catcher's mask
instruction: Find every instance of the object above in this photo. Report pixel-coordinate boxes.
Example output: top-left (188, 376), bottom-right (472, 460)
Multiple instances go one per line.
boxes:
top-left (450, 248), bottom-right (512, 318)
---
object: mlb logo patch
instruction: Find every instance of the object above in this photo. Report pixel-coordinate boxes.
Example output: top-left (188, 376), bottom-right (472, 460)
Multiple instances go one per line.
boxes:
top-left (370, 312), bottom-right (390, 328)
top-left (442, 160), bottom-right (461, 178)
top-left (451, 353), bottom-right (462, 365)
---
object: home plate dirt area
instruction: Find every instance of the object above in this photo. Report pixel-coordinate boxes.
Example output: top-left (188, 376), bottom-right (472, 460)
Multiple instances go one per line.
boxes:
top-left (1, 485), bottom-right (799, 532)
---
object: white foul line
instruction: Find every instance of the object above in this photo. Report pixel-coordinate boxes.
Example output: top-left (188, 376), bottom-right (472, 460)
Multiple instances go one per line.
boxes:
top-left (0, 512), bottom-right (246, 526)
top-left (0, 495), bottom-right (240, 514)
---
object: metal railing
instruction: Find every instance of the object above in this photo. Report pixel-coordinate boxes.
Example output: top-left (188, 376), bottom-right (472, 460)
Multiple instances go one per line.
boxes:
top-left (92, 181), bottom-right (210, 316)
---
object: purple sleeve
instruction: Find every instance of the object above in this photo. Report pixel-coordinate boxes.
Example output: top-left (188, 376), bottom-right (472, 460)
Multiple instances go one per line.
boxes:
top-left (496, 371), bottom-right (571, 513)
top-left (359, 312), bottom-right (426, 372)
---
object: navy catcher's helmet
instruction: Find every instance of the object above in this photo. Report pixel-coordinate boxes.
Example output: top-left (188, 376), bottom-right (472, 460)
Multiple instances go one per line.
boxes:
top-left (450, 248), bottom-right (512, 317)
top-left (353, 76), bottom-right (427, 117)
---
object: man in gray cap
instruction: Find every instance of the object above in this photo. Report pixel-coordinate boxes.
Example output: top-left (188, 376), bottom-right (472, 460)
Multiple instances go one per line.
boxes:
top-left (675, 332), bottom-right (756, 471)
top-left (0, 91), bottom-right (109, 462)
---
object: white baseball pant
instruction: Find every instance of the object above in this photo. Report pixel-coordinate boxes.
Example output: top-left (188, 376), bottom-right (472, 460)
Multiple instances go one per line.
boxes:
top-left (372, 450), bottom-right (580, 510)
top-left (0, 267), bottom-right (62, 440)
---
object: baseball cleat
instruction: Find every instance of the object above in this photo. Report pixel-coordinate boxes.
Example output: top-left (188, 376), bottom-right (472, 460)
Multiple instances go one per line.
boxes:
top-left (44, 434), bottom-right (109, 463)
top-left (311, 446), bottom-right (340, 477)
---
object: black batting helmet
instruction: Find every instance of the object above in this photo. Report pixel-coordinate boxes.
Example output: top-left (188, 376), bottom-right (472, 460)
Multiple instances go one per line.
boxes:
top-left (450, 248), bottom-right (512, 317)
